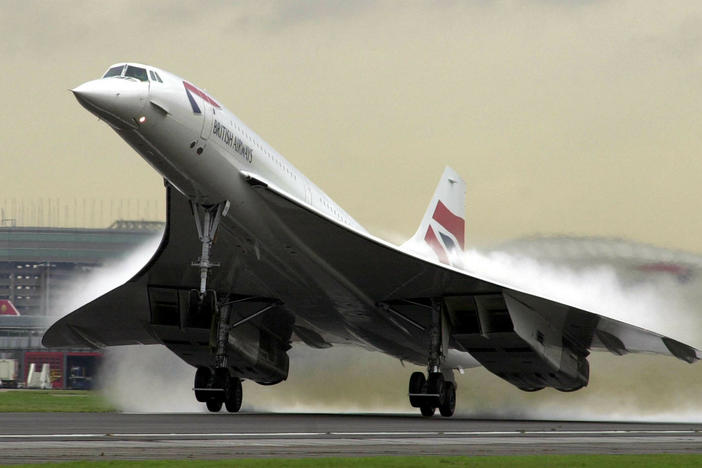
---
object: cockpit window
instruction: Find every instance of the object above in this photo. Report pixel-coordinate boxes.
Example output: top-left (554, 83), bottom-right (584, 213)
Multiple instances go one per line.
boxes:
top-left (103, 65), bottom-right (124, 78)
top-left (124, 66), bottom-right (148, 82)
top-left (148, 70), bottom-right (163, 83)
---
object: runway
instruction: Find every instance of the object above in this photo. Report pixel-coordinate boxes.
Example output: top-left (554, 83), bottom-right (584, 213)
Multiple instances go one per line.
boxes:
top-left (2, 413), bottom-right (702, 463)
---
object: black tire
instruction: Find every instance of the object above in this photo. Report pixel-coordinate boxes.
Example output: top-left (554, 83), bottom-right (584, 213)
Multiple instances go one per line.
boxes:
top-left (420, 405), bottom-right (435, 417)
top-left (555, 384), bottom-right (584, 393)
top-left (213, 368), bottom-right (229, 389)
top-left (427, 373), bottom-right (445, 407)
top-left (225, 377), bottom-right (243, 413)
top-left (408, 372), bottom-right (426, 408)
top-left (206, 398), bottom-right (222, 412)
top-left (194, 367), bottom-right (211, 402)
top-left (439, 381), bottom-right (456, 417)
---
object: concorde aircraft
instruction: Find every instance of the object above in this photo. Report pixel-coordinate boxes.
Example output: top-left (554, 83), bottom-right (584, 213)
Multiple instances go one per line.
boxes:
top-left (44, 63), bottom-right (700, 417)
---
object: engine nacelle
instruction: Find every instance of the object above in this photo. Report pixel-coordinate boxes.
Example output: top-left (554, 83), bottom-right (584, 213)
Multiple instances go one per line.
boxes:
top-left (504, 293), bottom-right (590, 391)
top-left (226, 308), bottom-right (293, 385)
top-left (448, 292), bottom-right (591, 392)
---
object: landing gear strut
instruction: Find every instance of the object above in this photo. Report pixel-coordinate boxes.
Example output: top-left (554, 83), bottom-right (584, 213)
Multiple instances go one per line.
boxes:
top-left (408, 299), bottom-right (457, 417)
top-left (189, 201), bottom-right (231, 369)
top-left (190, 200), bottom-right (229, 296)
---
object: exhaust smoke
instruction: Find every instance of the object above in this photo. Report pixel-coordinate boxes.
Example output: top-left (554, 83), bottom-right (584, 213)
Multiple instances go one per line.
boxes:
top-left (49, 232), bottom-right (163, 323)
top-left (446, 236), bottom-right (702, 422)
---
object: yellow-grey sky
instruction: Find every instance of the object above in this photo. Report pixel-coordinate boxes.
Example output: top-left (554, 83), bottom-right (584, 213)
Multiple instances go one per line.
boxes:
top-left (3, 1), bottom-right (702, 250)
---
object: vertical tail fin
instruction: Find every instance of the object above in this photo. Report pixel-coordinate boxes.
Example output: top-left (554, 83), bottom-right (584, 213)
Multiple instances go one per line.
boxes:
top-left (404, 167), bottom-right (466, 266)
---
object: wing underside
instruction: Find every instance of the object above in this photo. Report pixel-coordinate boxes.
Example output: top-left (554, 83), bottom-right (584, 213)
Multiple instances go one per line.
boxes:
top-left (44, 175), bottom-right (700, 392)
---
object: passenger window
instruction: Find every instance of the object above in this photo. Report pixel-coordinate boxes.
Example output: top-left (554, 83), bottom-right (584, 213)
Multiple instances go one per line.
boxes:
top-left (103, 65), bottom-right (124, 78)
top-left (124, 66), bottom-right (148, 82)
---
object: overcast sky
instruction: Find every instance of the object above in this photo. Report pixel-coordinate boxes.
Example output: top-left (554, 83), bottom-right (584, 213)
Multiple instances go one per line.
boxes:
top-left (2, 1), bottom-right (702, 250)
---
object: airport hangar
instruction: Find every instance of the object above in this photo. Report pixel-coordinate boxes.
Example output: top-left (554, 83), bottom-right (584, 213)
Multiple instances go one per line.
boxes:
top-left (0, 220), bottom-right (163, 389)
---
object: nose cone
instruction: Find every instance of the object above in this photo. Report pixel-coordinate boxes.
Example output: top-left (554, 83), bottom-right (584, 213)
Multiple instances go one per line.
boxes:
top-left (72, 79), bottom-right (148, 128)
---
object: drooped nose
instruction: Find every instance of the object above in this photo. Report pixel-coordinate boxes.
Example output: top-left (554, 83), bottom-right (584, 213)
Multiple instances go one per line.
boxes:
top-left (72, 79), bottom-right (148, 128)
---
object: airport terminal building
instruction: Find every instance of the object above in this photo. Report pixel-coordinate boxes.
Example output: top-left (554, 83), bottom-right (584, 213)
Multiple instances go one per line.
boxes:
top-left (0, 221), bottom-right (163, 388)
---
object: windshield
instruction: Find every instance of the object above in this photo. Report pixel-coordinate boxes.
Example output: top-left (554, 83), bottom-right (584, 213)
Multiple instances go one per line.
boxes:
top-left (102, 65), bottom-right (124, 78)
top-left (124, 65), bottom-right (148, 82)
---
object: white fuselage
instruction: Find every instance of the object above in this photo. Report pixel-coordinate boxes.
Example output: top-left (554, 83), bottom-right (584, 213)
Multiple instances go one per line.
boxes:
top-left (73, 63), bottom-right (363, 234)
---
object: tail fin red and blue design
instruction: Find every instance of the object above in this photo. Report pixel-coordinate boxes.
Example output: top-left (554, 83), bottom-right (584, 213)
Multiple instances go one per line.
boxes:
top-left (405, 167), bottom-right (466, 267)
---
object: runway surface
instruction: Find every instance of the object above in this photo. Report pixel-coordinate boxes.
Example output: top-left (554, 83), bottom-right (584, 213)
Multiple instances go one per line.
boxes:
top-left (2, 413), bottom-right (702, 463)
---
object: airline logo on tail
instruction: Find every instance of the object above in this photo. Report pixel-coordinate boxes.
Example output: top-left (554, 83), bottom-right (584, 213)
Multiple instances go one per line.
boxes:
top-left (406, 167), bottom-right (467, 268)
top-left (423, 200), bottom-right (465, 266)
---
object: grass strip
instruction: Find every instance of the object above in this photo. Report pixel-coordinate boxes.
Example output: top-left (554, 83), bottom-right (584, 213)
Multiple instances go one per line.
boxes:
top-left (6, 455), bottom-right (702, 468)
top-left (0, 390), bottom-right (115, 412)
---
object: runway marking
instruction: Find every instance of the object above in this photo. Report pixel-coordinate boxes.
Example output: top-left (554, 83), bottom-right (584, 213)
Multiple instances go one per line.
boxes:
top-left (0, 429), bottom-right (699, 439)
top-left (335, 430), bottom-right (700, 436)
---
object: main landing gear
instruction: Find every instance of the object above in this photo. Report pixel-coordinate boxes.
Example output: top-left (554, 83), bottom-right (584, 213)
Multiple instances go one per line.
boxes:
top-left (408, 371), bottom-right (456, 417)
top-left (407, 299), bottom-right (457, 417)
top-left (194, 367), bottom-right (242, 413)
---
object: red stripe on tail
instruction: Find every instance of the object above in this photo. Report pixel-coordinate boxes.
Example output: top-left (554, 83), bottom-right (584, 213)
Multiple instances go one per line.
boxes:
top-left (432, 201), bottom-right (465, 249)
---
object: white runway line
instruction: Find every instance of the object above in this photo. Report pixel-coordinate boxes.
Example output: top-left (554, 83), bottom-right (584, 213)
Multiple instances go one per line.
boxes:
top-left (0, 429), bottom-right (699, 439)
top-left (0, 436), bottom-right (700, 450)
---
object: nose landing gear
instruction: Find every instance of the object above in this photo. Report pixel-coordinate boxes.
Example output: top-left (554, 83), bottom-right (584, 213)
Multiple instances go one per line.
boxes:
top-left (189, 200), bottom-right (245, 413)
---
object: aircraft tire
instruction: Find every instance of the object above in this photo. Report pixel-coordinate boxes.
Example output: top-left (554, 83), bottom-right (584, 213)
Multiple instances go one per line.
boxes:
top-left (420, 404), bottom-right (436, 417)
top-left (408, 372), bottom-right (426, 408)
top-left (206, 398), bottom-right (223, 412)
top-left (427, 373), bottom-right (445, 407)
top-left (439, 381), bottom-right (456, 417)
top-left (225, 376), bottom-right (243, 413)
top-left (518, 386), bottom-right (545, 392)
top-left (555, 384), bottom-right (585, 393)
top-left (194, 367), bottom-right (211, 402)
